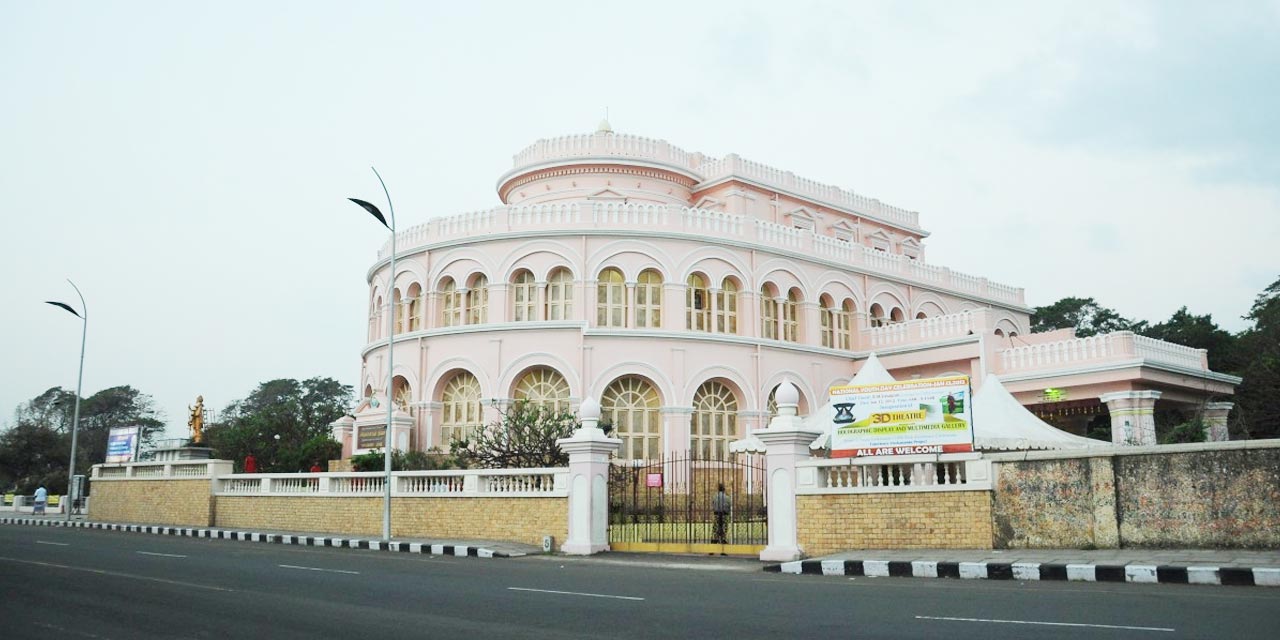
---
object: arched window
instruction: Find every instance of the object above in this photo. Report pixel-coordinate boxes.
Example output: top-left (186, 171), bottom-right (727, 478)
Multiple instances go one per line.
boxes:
top-left (869, 303), bottom-right (886, 328)
top-left (994, 328), bottom-right (1005, 337)
top-left (761, 285), bottom-right (778, 339)
top-left (820, 295), bottom-right (836, 348)
top-left (441, 372), bottom-right (483, 444)
top-left (513, 368), bottom-right (571, 414)
top-left (782, 289), bottom-right (800, 342)
top-left (837, 299), bottom-right (853, 350)
top-left (467, 275), bottom-right (489, 324)
top-left (597, 268), bottom-right (626, 327)
top-left (717, 279), bottom-right (739, 334)
top-left (691, 381), bottom-right (738, 460)
top-left (441, 279), bottom-right (461, 327)
top-left (393, 289), bottom-right (404, 334)
top-left (916, 311), bottom-right (928, 320)
top-left (512, 270), bottom-right (536, 322)
top-left (546, 268), bottom-right (573, 321)
top-left (602, 376), bottom-right (660, 460)
top-left (890, 307), bottom-right (905, 324)
top-left (687, 274), bottom-right (710, 331)
top-left (636, 269), bottom-right (663, 328)
top-left (406, 283), bottom-right (422, 332)
top-left (393, 375), bottom-right (412, 412)
top-left (371, 295), bottom-right (383, 340)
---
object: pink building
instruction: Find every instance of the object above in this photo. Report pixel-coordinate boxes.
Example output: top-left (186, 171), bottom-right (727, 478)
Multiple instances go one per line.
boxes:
top-left (333, 122), bottom-right (1239, 458)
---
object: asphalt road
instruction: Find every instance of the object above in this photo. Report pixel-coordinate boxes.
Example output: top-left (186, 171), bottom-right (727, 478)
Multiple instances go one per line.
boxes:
top-left (2, 525), bottom-right (1278, 639)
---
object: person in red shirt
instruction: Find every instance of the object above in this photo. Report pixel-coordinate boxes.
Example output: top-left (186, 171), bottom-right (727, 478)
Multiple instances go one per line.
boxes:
top-left (243, 454), bottom-right (258, 473)
top-left (309, 461), bottom-right (323, 473)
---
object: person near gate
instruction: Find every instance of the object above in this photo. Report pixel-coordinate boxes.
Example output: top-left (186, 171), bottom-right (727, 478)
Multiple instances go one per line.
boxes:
top-left (712, 483), bottom-right (731, 545)
top-left (243, 454), bottom-right (258, 473)
top-left (33, 485), bottom-right (48, 516)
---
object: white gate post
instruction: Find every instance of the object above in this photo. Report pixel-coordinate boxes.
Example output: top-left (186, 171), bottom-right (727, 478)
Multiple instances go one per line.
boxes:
top-left (755, 380), bottom-right (823, 562)
top-left (558, 397), bottom-right (621, 555)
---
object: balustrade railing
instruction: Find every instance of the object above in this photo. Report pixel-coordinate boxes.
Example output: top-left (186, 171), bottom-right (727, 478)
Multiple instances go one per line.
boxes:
top-left (861, 310), bottom-right (976, 348)
top-left (997, 331), bottom-right (1211, 374)
top-left (212, 469), bottom-right (569, 498)
top-left (796, 455), bottom-right (991, 494)
top-left (374, 202), bottom-right (1024, 305)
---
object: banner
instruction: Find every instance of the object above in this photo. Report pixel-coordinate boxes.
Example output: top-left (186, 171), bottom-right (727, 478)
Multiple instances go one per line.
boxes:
top-left (829, 375), bottom-right (974, 458)
top-left (105, 426), bottom-right (142, 463)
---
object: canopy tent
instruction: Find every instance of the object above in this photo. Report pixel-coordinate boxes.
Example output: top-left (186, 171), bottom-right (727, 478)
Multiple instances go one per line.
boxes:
top-left (970, 374), bottom-right (1106, 451)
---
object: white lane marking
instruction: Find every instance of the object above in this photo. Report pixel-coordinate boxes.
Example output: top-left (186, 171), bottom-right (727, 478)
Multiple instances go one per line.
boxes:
top-left (36, 541), bottom-right (70, 546)
top-left (137, 551), bottom-right (187, 558)
top-left (915, 615), bottom-right (1174, 632)
top-left (278, 564), bottom-right (360, 575)
top-left (0, 556), bottom-right (234, 592)
top-left (507, 587), bottom-right (644, 601)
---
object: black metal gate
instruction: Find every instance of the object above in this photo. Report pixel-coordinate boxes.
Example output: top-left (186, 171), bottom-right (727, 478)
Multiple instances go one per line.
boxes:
top-left (608, 451), bottom-right (767, 555)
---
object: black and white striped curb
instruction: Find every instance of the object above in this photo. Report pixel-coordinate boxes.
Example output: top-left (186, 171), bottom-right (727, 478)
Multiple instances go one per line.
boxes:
top-left (765, 558), bottom-right (1280, 587)
top-left (0, 517), bottom-right (523, 558)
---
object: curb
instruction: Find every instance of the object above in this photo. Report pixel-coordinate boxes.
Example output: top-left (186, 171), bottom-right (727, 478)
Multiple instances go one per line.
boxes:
top-left (0, 517), bottom-right (524, 559)
top-left (764, 559), bottom-right (1280, 588)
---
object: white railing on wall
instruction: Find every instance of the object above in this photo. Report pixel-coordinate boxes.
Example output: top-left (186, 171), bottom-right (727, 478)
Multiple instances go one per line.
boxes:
top-left (91, 460), bottom-right (228, 480)
top-left (996, 331), bottom-right (1210, 373)
top-left (862, 310), bottom-right (978, 348)
top-left (795, 454), bottom-right (991, 494)
top-left (375, 202), bottom-right (1025, 306)
top-left (214, 468), bottom-right (569, 499)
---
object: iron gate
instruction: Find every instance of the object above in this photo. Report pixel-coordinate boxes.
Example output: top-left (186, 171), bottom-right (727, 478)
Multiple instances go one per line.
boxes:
top-left (608, 451), bottom-right (767, 555)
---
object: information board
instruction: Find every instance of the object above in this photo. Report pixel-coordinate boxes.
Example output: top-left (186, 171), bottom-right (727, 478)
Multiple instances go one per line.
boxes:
top-left (105, 426), bottom-right (142, 463)
top-left (828, 375), bottom-right (975, 458)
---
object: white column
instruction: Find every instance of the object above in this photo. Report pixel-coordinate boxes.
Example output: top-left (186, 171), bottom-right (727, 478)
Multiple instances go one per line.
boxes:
top-left (1203, 402), bottom-right (1233, 442)
top-left (754, 381), bottom-right (823, 562)
top-left (1100, 390), bottom-right (1161, 446)
top-left (557, 398), bottom-right (621, 555)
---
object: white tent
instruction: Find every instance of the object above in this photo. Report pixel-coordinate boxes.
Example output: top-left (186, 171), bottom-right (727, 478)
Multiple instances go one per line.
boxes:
top-left (805, 353), bottom-right (897, 451)
top-left (971, 374), bottom-right (1106, 450)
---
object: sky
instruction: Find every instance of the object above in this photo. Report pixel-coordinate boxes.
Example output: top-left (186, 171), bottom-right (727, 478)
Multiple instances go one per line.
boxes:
top-left (2, 1), bottom-right (1277, 438)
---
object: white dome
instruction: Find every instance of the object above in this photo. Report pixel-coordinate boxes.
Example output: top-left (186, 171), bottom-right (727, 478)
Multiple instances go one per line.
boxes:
top-left (775, 380), bottom-right (800, 406)
top-left (595, 118), bottom-right (613, 134)
top-left (579, 397), bottom-right (602, 421)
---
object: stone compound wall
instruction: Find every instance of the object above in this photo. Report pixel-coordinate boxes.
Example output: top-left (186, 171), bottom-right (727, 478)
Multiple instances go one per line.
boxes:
top-left (88, 479), bottom-right (215, 527)
top-left (214, 496), bottom-right (567, 547)
top-left (990, 441), bottom-right (1280, 549)
top-left (796, 491), bottom-right (993, 556)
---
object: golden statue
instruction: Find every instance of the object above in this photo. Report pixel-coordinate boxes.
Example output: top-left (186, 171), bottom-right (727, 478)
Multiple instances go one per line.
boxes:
top-left (188, 395), bottom-right (205, 444)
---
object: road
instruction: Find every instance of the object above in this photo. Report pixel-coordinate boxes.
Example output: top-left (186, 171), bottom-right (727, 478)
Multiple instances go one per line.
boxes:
top-left (1, 525), bottom-right (1278, 639)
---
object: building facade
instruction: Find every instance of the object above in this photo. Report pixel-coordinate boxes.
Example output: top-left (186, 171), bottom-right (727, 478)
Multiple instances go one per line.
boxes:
top-left (333, 122), bottom-right (1239, 458)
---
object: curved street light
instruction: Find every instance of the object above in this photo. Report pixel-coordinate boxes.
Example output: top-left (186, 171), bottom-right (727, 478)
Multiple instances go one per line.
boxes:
top-left (45, 279), bottom-right (87, 521)
top-left (349, 167), bottom-right (396, 543)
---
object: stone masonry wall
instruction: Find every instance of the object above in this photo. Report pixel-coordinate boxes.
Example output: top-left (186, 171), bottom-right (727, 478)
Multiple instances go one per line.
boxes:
top-left (796, 491), bottom-right (993, 557)
top-left (88, 479), bottom-right (214, 527)
top-left (991, 457), bottom-right (1118, 549)
top-left (214, 496), bottom-right (567, 547)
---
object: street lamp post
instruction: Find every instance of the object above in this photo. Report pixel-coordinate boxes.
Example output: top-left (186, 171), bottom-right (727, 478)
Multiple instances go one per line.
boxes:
top-left (45, 279), bottom-right (87, 521)
top-left (349, 167), bottom-right (396, 543)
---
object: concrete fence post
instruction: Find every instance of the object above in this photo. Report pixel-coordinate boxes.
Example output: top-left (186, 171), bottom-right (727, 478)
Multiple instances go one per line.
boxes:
top-left (754, 380), bottom-right (824, 562)
top-left (557, 397), bottom-right (620, 555)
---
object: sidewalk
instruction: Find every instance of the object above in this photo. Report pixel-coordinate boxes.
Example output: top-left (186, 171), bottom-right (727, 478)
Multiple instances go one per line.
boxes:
top-left (0, 515), bottom-right (541, 558)
top-left (766, 548), bottom-right (1280, 587)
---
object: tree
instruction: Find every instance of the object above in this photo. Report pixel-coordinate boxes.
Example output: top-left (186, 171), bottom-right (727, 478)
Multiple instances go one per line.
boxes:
top-left (1232, 277), bottom-right (1280, 439)
top-left (450, 400), bottom-right (586, 469)
top-left (1139, 307), bottom-right (1241, 372)
top-left (205, 377), bottom-right (352, 472)
top-left (0, 422), bottom-right (68, 493)
top-left (1031, 297), bottom-right (1140, 337)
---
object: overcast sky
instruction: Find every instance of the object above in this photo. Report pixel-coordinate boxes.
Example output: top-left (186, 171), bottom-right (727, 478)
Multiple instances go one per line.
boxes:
top-left (3, 1), bottom-right (1277, 438)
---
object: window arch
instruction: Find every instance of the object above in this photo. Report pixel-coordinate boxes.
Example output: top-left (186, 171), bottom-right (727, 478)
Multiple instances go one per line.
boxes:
top-left (838, 299), bottom-right (853, 349)
top-left (371, 295), bottom-right (383, 340)
top-left (717, 278), bottom-right (739, 334)
top-left (512, 270), bottom-right (536, 322)
top-left (820, 295), bottom-right (836, 348)
top-left (994, 328), bottom-right (1005, 337)
top-left (761, 284), bottom-right (779, 339)
top-left (890, 307), bottom-right (905, 323)
top-left (393, 375), bottom-right (413, 413)
top-left (691, 380), bottom-right (738, 460)
top-left (513, 368), bottom-right (571, 414)
top-left (597, 268), bottom-right (626, 327)
top-left (441, 278), bottom-right (461, 327)
top-left (782, 288), bottom-right (800, 342)
top-left (636, 269), bottom-right (663, 328)
top-left (440, 372), bottom-right (483, 444)
top-left (392, 289), bottom-right (404, 334)
top-left (546, 268), bottom-right (573, 321)
top-left (687, 274), bottom-right (710, 331)
top-left (406, 283), bottom-right (422, 332)
top-left (916, 311), bottom-right (928, 320)
top-left (869, 303), bottom-right (886, 328)
top-left (467, 275), bottom-right (489, 324)
top-left (602, 376), bottom-right (661, 460)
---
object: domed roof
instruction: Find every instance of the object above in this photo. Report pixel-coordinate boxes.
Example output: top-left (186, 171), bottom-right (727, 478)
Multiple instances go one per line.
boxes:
top-left (595, 118), bottom-right (613, 134)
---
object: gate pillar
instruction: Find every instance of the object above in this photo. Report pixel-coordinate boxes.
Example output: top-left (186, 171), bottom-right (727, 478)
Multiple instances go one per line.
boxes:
top-left (756, 380), bottom-right (824, 562)
top-left (558, 397), bottom-right (621, 555)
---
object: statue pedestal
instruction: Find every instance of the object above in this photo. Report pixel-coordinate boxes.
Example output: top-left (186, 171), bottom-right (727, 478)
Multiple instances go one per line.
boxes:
top-left (150, 447), bottom-right (214, 462)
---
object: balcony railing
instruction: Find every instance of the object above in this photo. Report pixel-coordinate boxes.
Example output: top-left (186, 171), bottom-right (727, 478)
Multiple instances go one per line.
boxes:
top-left (996, 331), bottom-right (1210, 374)
top-left (377, 204), bottom-right (1024, 305)
top-left (862, 310), bottom-right (981, 348)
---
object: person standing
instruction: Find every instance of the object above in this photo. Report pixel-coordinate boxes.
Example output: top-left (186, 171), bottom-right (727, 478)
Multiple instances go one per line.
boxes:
top-left (33, 485), bottom-right (47, 516)
top-left (243, 454), bottom-right (258, 473)
top-left (712, 483), bottom-right (731, 545)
